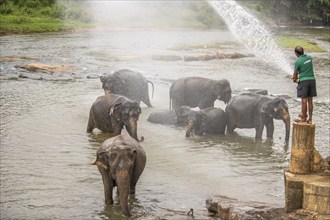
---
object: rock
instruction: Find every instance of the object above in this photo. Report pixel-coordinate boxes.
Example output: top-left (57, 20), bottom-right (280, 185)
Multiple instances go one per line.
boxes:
top-left (183, 56), bottom-right (200, 61)
top-left (152, 55), bottom-right (182, 61)
top-left (0, 57), bottom-right (27, 62)
top-left (16, 63), bottom-right (72, 73)
top-left (216, 51), bottom-right (254, 59)
top-left (206, 196), bottom-right (285, 220)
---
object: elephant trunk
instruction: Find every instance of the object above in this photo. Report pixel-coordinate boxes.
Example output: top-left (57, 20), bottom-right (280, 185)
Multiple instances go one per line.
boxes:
top-left (283, 109), bottom-right (291, 141)
top-left (127, 117), bottom-right (139, 141)
top-left (116, 170), bottom-right (131, 217)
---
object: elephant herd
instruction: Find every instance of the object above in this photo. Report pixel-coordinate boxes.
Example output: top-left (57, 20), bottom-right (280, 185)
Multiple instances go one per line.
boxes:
top-left (87, 69), bottom-right (291, 216)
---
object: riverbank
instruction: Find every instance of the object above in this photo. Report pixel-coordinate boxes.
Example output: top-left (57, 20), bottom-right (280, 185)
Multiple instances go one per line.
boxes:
top-left (0, 0), bottom-right (92, 35)
top-left (0, 15), bottom-right (92, 35)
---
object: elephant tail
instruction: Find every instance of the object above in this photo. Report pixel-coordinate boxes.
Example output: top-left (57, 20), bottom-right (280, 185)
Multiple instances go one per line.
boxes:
top-left (147, 80), bottom-right (154, 99)
top-left (169, 94), bottom-right (172, 110)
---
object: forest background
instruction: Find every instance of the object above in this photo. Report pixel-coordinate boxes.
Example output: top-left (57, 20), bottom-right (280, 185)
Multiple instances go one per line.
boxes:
top-left (0, 0), bottom-right (329, 35)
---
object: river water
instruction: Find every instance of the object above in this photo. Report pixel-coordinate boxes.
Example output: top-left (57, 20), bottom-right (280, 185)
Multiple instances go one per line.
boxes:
top-left (0, 28), bottom-right (329, 219)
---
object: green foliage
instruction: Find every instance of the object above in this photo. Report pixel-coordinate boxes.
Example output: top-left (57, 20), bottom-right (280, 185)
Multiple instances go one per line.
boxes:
top-left (0, 0), bottom-right (92, 34)
top-left (238, 0), bottom-right (330, 25)
top-left (276, 36), bottom-right (325, 52)
top-left (186, 1), bottom-right (224, 28)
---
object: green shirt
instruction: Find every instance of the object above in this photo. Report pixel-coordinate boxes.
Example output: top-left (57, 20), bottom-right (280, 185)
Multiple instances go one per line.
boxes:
top-left (294, 54), bottom-right (315, 81)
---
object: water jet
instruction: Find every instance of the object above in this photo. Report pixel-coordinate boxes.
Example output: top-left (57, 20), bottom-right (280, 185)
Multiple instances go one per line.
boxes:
top-left (209, 0), bottom-right (292, 75)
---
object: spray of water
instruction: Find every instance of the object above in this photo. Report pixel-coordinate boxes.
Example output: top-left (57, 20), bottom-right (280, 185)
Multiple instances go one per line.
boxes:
top-left (208, 0), bottom-right (292, 75)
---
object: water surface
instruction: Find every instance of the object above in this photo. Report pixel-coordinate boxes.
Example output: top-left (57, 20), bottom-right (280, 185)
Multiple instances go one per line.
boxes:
top-left (0, 28), bottom-right (329, 219)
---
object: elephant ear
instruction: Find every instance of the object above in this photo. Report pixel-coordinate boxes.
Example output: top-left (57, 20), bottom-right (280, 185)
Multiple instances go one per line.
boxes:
top-left (127, 101), bottom-right (142, 116)
top-left (212, 83), bottom-right (222, 99)
top-left (93, 151), bottom-right (110, 170)
top-left (261, 100), bottom-right (276, 117)
top-left (109, 97), bottom-right (124, 118)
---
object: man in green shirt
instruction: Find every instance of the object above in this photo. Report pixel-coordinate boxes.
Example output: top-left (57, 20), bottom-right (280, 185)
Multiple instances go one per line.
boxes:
top-left (292, 46), bottom-right (317, 124)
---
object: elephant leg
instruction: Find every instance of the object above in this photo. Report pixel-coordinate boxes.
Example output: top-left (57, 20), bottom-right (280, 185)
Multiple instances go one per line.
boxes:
top-left (226, 117), bottom-right (235, 134)
top-left (130, 183), bottom-right (136, 195)
top-left (255, 124), bottom-right (264, 140)
top-left (98, 167), bottom-right (113, 205)
top-left (265, 117), bottom-right (274, 139)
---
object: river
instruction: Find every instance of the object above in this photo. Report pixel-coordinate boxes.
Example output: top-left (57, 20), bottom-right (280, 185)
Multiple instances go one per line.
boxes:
top-left (0, 27), bottom-right (329, 219)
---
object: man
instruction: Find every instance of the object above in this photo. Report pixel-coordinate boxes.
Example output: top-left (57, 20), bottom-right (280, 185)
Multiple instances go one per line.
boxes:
top-left (292, 46), bottom-right (317, 124)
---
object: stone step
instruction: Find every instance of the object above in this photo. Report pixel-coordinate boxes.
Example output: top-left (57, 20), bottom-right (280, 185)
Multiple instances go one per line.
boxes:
top-left (284, 171), bottom-right (330, 215)
top-left (303, 180), bottom-right (330, 215)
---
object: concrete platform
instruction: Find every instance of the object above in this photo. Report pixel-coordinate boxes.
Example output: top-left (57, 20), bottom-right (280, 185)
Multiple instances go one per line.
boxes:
top-left (284, 171), bottom-right (330, 215)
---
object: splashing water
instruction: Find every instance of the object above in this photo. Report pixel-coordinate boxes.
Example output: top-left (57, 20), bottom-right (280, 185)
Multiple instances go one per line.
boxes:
top-left (208, 0), bottom-right (292, 75)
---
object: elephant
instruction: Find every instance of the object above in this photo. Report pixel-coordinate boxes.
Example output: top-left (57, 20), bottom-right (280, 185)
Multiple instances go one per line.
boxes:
top-left (225, 93), bottom-right (291, 140)
top-left (185, 107), bottom-right (226, 137)
top-left (92, 134), bottom-right (146, 217)
top-left (147, 106), bottom-right (192, 126)
top-left (100, 69), bottom-right (154, 107)
top-left (147, 109), bottom-right (176, 125)
top-left (87, 94), bottom-right (142, 141)
top-left (244, 88), bottom-right (268, 95)
top-left (169, 77), bottom-right (232, 109)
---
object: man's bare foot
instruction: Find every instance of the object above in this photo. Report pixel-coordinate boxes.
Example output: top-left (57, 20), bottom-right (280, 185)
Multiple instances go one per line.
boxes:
top-left (299, 113), bottom-right (308, 119)
top-left (294, 118), bottom-right (307, 123)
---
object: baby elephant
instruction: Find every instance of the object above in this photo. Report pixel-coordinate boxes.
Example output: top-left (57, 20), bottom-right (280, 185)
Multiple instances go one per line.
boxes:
top-left (92, 134), bottom-right (146, 217)
top-left (147, 106), bottom-right (192, 126)
top-left (186, 107), bottom-right (226, 137)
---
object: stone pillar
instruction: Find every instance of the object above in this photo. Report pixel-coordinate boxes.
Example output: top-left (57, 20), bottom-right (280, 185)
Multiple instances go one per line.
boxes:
top-left (290, 122), bottom-right (315, 174)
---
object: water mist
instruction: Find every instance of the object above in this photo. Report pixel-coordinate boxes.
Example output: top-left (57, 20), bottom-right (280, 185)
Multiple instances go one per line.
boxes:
top-left (209, 0), bottom-right (292, 75)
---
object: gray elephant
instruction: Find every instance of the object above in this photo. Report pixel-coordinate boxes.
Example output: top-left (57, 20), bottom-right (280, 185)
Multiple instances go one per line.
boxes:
top-left (147, 106), bottom-right (192, 126)
top-left (244, 88), bottom-right (268, 95)
top-left (87, 94), bottom-right (142, 141)
top-left (169, 77), bottom-right (232, 109)
top-left (185, 107), bottom-right (226, 137)
top-left (92, 134), bottom-right (146, 217)
top-left (100, 69), bottom-right (154, 107)
top-left (225, 93), bottom-right (291, 140)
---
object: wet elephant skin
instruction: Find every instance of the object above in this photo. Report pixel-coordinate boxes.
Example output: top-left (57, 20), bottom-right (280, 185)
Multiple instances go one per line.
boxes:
top-left (100, 69), bottom-right (154, 107)
top-left (225, 93), bottom-right (290, 140)
top-left (186, 107), bottom-right (227, 137)
top-left (87, 94), bottom-right (142, 141)
top-left (147, 106), bottom-right (192, 126)
top-left (169, 76), bottom-right (232, 109)
top-left (92, 134), bottom-right (146, 217)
